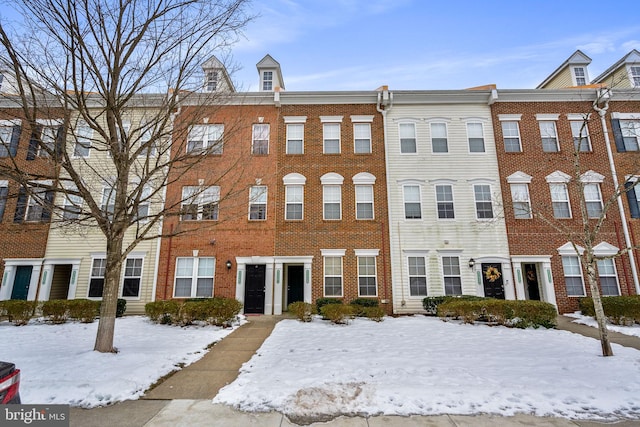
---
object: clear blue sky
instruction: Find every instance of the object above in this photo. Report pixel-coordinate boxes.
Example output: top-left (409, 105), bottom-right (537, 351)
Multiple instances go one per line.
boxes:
top-left (230, 0), bottom-right (640, 91)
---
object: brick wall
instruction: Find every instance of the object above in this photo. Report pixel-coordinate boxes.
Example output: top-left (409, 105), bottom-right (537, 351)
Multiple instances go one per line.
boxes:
top-left (276, 103), bottom-right (393, 311)
top-left (491, 100), bottom-right (635, 313)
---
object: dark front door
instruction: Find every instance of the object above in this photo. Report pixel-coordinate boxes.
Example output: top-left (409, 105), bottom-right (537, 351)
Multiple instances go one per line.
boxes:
top-left (11, 266), bottom-right (33, 300)
top-left (482, 263), bottom-right (505, 299)
top-left (524, 263), bottom-right (541, 300)
top-left (287, 265), bottom-right (304, 306)
top-left (244, 264), bottom-right (266, 314)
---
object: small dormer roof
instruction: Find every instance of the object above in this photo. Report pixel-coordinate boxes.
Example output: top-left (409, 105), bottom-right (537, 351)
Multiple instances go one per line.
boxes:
top-left (256, 54), bottom-right (285, 91)
top-left (592, 49), bottom-right (640, 84)
top-left (537, 50), bottom-right (592, 89)
top-left (200, 54), bottom-right (235, 93)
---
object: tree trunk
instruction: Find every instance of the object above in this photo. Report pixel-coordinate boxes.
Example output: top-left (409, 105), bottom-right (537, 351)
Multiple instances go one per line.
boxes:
top-left (585, 260), bottom-right (614, 356)
top-left (94, 236), bottom-right (124, 353)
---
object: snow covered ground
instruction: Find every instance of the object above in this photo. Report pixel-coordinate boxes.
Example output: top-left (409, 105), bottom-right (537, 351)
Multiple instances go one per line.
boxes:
top-left (0, 316), bottom-right (240, 407)
top-left (567, 311), bottom-right (640, 338)
top-left (2, 314), bottom-right (640, 421)
top-left (214, 316), bottom-right (640, 421)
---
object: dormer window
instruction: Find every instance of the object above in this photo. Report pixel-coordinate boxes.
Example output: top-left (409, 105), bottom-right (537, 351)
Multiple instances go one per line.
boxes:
top-left (262, 71), bottom-right (273, 91)
top-left (573, 67), bottom-right (587, 86)
top-left (205, 71), bottom-right (218, 92)
top-left (630, 66), bottom-right (640, 87)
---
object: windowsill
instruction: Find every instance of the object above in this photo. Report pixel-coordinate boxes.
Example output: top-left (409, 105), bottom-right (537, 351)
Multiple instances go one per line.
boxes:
top-left (285, 153), bottom-right (304, 156)
top-left (323, 153), bottom-right (341, 155)
top-left (356, 218), bottom-right (375, 221)
top-left (354, 152), bottom-right (372, 155)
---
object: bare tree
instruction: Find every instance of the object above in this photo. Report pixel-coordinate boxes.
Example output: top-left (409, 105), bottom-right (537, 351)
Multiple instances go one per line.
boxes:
top-left (0, 0), bottom-right (253, 352)
top-left (518, 88), bottom-right (640, 357)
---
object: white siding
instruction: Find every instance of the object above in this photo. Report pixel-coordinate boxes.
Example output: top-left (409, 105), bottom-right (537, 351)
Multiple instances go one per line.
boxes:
top-left (385, 102), bottom-right (512, 314)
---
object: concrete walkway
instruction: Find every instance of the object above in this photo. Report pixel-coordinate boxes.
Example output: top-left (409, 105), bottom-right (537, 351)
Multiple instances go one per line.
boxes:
top-left (69, 315), bottom-right (640, 427)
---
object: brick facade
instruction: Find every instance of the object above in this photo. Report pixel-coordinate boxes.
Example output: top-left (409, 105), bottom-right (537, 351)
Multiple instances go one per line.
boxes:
top-left (491, 98), bottom-right (635, 313)
top-left (156, 102), bottom-right (280, 305)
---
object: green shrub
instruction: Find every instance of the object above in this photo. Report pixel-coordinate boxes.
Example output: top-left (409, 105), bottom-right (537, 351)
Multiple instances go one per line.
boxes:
top-left (0, 300), bottom-right (37, 326)
top-left (423, 295), bottom-right (488, 315)
top-left (41, 300), bottom-right (69, 324)
top-left (349, 298), bottom-right (379, 317)
top-left (67, 299), bottom-right (100, 323)
top-left (438, 299), bottom-right (556, 328)
top-left (580, 296), bottom-right (640, 325)
top-left (288, 301), bottom-right (315, 322)
top-left (363, 306), bottom-right (385, 322)
top-left (116, 299), bottom-right (127, 317)
top-left (145, 300), bottom-right (181, 324)
top-left (178, 300), bottom-right (206, 326)
top-left (204, 297), bottom-right (242, 327)
top-left (316, 297), bottom-right (342, 314)
top-left (320, 303), bottom-right (354, 324)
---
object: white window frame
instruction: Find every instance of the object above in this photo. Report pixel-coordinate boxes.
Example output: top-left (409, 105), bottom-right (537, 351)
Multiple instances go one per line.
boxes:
top-left (430, 122), bottom-right (448, 154)
top-left (286, 123), bottom-right (304, 154)
top-left (435, 184), bottom-right (455, 220)
top-left (36, 122), bottom-right (60, 158)
top-left (583, 183), bottom-right (603, 218)
top-left (25, 185), bottom-right (49, 222)
top-left (355, 185), bottom-right (374, 220)
top-left (441, 255), bottom-right (462, 296)
top-left (356, 249), bottom-right (379, 297)
top-left (561, 255), bottom-right (586, 296)
top-left (252, 124), bottom-right (269, 155)
top-left (510, 183), bottom-right (531, 219)
top-left (568, 116), bottom-right (591, 152)
top-left (399, 122), bottom-right (417, 154)
top-left (135, 184), bottom-right (152, 222)
top-left (352, 115), bottom-right (374, 154)
top-left (628, 65), bottom-right (640, 87)
top-left (473, 184), bottom-right (494, 220)
top-left (501, 121), bottom-right (521, 152)
top-left (205, 70), bottom-right (218, 92)
top-left (466, 122), bottom-right (485, 153)
top-left (550, 183), bottom-right (571, 219)
top-left (73, 121), bottom-right (92, 158)
top-left (323, 185), bottom-right (342, 220)
top-left (537, 116), bottom-right (560, 152)
top-left (180, 186), bottom-right (220, 221)
top-left (262, 71), bottom-right (273, 91)
top-left (285, 184), bottom-right (303, 220)
top-left (323, 122), bottom-right (341, 154)
top-left (249, 185), bottom-right (267, 220)
top-left (403, 184), bottom-right (422, 220)
top-left (620, 120), bottom-right (640, 151)
top-left (62, 188), bottom-right (82, 221)
top-left (174, 257), bottom-right (215, 298)
top-left (407, 253), bottom-right (428, 297)
top-left (597, 258), bottom-right (620, 296)
top-left (572, 66), bottom-right (588, 86)
top-left (122, 257), bottom-right (144, 298)
top-left (187, 124), bottom-right (223, 154)
top-left (88, 257), bottom-right (107, 298)
top-left (321, 249), bottom-right (345, 297)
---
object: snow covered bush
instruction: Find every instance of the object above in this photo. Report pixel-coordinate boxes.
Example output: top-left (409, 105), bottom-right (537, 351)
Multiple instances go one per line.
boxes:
top-left (288, 301), bottom-right (315, 322)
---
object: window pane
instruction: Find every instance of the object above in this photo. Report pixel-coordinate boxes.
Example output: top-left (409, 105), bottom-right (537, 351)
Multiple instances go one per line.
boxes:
top-left (196, 278), bottom-right (213, 297)
top-left (539, 121), bottom-right (558, 152)
top-left (467, 123), bottom-right (485, 152)
top-left (354, 123), bottom-right (371, 153)
top-left (501, 121), bottom-right (521, 152)
top-left (431, 123), bottom-right (448, 153)
top-left (399, 123), bottom-right (416, 153)
top-left (323, 123), bottom-right (340, 153)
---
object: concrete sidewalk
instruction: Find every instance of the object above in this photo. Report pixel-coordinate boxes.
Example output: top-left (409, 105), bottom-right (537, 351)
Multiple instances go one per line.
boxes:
top-left (69, 315), bottom-right (640, 427)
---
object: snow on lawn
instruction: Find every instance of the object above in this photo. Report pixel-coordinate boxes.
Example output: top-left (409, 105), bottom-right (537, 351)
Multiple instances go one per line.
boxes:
top-left (0, 316), bottom-right (240, 407)
top-left (566, 312), bottom-right (640, 338)
top-left (214, 316), bottom-right (640, 421)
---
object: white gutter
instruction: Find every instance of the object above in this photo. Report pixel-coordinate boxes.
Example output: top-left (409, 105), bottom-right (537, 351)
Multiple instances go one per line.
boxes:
top-left (594, 88), bottom-right (640, 293)
top-left (376, 88), bottom-right (395, 309)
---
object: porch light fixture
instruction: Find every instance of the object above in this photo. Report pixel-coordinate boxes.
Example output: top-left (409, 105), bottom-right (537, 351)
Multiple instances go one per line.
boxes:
top-left (468, 258), bottom-right (475, 268)
top-left (226, 260), bottom-right (232, 270)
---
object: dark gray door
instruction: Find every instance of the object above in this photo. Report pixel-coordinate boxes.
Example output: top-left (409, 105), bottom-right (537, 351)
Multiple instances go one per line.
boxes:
top-left (287, 265), bottom-right (304, 306)
top-left (524, 263), bottom-right (541, 300)
top-left (244, 264), bottom-right (265, 314)
top-left (11, 266), bottom-right (32, 300)
top-left (482, 263), bottom-right (505, 299)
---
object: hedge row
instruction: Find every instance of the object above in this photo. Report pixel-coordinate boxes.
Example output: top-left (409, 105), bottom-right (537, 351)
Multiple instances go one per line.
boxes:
top-left (0, 298), bottom-right (127, 326)
top-left (423, 295), bottom-right (487, 315)
top-left (579, 296), bottom-right (640, 325)
top-left (437, 298), bottom-right (557, 329)
top-left (145, 297), bottom-right (242, 327)
top-left (290, 298), bottom-right (384, 324)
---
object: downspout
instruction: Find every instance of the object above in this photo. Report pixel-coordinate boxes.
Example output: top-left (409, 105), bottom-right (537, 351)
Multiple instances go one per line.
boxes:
top-left (594, 89), bottom-right (640, 293)
top-left (376, 88), bottom-right (394, 308)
